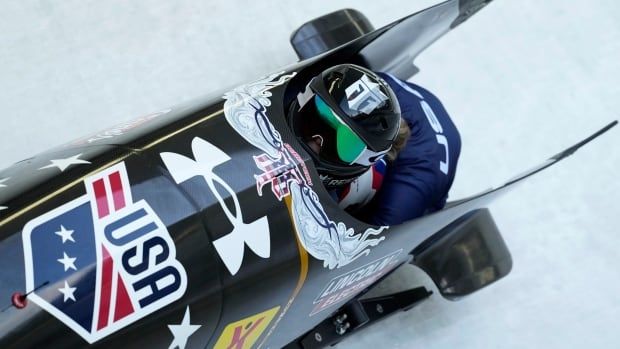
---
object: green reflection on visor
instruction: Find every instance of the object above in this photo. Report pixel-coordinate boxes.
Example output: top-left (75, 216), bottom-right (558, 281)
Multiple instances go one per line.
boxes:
top-left (315, 96), bottom-right (366, 164)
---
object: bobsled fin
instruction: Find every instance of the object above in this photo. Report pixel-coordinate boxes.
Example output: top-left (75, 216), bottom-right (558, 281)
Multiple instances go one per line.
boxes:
top-left (357, 0), bottom-right (495, 79)
top-left (444, 121), bottom-right (618, 208)
top-left (504, 121), bottom-right (617, 186)
top-left (550, 120), bottom-right (618, 161)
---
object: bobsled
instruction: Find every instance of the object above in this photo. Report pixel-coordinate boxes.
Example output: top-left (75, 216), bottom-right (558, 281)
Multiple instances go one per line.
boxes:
top-left (0, 0), bottom-right (615, 348)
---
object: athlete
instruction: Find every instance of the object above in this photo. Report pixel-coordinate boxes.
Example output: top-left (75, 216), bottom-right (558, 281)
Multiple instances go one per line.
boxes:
top-left (288, 64), bottom-right (461, 226)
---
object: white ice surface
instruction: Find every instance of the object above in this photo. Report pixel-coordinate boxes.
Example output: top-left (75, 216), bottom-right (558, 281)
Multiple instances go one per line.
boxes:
top-left (1, 0), bottom-right (619, 348)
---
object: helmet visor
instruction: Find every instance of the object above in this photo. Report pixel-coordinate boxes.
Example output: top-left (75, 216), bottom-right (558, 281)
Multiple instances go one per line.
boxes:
top-left (315, 95), bottom-right (367, 164)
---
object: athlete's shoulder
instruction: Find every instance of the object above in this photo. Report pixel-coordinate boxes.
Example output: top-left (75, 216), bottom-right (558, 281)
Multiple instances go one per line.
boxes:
top-left (378, 72), bottom-right (442, 103)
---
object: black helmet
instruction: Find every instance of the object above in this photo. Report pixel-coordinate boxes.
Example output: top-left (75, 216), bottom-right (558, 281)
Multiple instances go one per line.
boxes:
top-left (289, 64), bottom-right (401, 189)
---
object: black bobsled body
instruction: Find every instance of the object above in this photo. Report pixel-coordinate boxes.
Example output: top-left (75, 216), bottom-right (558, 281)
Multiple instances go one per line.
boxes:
top-left (0, 1), bottom-right (616, 348)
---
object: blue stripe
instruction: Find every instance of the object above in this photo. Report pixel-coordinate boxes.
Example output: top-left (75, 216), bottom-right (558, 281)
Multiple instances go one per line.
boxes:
top-left (383, 73), bottom-right (424, 99)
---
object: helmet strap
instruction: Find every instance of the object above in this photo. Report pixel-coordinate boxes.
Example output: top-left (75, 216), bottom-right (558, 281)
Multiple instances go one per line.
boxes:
top-left (311, 134), bottom-right (324, 147)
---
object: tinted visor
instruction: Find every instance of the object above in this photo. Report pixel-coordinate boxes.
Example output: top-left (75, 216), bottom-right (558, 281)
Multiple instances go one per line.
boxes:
top-left (315, 95), bottom-right (367, 164)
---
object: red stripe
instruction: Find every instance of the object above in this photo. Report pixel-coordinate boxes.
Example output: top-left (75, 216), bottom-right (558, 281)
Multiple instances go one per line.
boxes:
top-left (93, 179), bottom-right (109, 218)
top-left (339, 184), bottom-right (351, 201)
top-left (109, 171), bottom-right (126, 211)
top-left (113, 275), bottom-right (134, 322)
top-left (371, 168), bottom-right (384, 190)
top-left (97, 246), bottom-right (113, 330)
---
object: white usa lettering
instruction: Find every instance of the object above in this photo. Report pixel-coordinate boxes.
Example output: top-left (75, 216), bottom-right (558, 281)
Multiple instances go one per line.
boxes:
top-left (384, 73), bottom-right (449, 175)
top-left (420, 100), bottom-right (449, 175)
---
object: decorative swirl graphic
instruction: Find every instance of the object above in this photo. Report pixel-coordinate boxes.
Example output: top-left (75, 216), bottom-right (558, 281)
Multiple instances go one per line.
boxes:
top-left (223, 72), bottom-right (293, 158)
top-left (290, 182), bottom-right (385, 269)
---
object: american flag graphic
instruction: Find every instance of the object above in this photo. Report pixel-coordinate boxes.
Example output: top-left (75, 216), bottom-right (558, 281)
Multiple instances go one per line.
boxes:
top-left (87, 164), bottom-right (135, 331)
top-left (23, 162), bottom-right (187, 343)
top-left (254, 152), bottom-right (304, 200)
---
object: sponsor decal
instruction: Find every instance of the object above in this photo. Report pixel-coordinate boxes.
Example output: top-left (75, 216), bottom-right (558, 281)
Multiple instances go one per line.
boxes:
top-left (167, 306), bottom-right (201, 349)
top-left (38, 153), bottom-right (91, 172)
top-left (284, 143), bottom-right (313, 186)
top-left (223, 72), bottom-right (387, 270)
top-left (318, 175), bottom-right (355, 188)
top-left (22, 162), bottom-right (187, 343)
top-left (161, 138), bottom-right (271, 276)
top-left (213, 306), bottom-right (280, 349)
top-left (69, 109), bottom-right (171, 146)
top-left (345, 74), bottom-right (388, 115)
top-left (310, 249), bottom-right (402, 316)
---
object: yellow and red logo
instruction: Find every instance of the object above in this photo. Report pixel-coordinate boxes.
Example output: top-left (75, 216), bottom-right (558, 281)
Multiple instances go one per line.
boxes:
top-left (214, 306), bottom-right (280, 349)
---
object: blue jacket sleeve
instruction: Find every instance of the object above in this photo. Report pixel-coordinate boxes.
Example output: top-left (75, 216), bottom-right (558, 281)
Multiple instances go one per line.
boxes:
top-left (367, 137), bottom-right (442, 226)
top-left (366, 73), bottom-right (461, 226)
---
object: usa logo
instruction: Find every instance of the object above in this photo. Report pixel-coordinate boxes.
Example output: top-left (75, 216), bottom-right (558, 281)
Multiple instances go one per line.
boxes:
top-left (22, 162), bottom-right (187, 343)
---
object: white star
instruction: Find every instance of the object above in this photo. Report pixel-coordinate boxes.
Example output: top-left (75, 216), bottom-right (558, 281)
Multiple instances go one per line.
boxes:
top-left (168, 306), bottom-right (201, 349)
top-left (39, 154), bottom-right (91, 172)
top-left (57, 252), bottom-right (77, 272)
top-left (54, 225), bottom-right (75, 243)
top-left (58, 281), bottom-right (77, 302)
top-left (0, 177), bottom-right (9, 188)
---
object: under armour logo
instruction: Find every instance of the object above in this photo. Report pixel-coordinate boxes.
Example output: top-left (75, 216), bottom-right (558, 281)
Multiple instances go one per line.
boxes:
top-left (160, 138), bottom-right (271, 276)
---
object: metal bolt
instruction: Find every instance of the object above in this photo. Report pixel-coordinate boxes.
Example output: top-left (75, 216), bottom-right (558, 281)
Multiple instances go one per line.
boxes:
top-left (376, 304), bottom-right (384, 314)
top-left (336, 322), bottom-right (351, 335)
top-left (314, 332), bottom-right (322, 342)
top-left (334, 313), bottom-right (348, 325)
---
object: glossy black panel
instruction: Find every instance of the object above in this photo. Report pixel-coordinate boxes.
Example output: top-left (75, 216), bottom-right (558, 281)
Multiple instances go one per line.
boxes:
top-left (412, 208), bottom-right (512, 300)
top-left (290, 9), bottom-right (374, 60)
